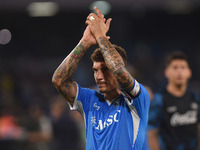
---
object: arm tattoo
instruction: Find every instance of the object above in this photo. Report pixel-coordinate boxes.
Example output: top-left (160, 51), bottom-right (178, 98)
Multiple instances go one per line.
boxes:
top-left (71, 44), bottom-right (85, 58)
top-left (58, 81), bottom-right (77, 105)
top-left (97, 37), bottom-right (125, 72)
top-left (97, 37), bottom-right (134, 91)
top-left (52, 42), bottom-right (87, 102)
top-left (114, 68), bottom-right (134, 91)
top-left (54, 42), bottom-right (86, 81)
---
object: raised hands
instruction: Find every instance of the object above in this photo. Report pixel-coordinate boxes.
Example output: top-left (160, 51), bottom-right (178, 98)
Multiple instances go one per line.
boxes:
top-left (81, 7), bottom-right (112, 47)
top-left (86, 7), bottom-right (112, 40)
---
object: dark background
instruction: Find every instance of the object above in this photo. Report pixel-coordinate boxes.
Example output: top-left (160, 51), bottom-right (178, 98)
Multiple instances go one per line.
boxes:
top-left (1, 0), bottom-right (200, 91)
top-left (0, 1), bottom-right (200, 149)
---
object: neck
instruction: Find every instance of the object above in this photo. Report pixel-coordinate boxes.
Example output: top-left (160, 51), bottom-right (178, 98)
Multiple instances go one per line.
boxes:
top-left (166, 83), bottom-right (187, 97)
top-left (104, 87), bottom-right (121, 101)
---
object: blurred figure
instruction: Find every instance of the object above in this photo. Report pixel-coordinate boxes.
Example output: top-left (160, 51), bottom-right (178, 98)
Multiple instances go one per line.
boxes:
top-left (142, 85), bottom-right (154, 150)
top-left (50, 95), bottom-right (81, 150)
top-left (0, 107), bottom-right (27, 150)
top-left (27, 104), bottom-right (52, 150)
top-left (148, 51), bottom-right (200, 150)
top-left (69, 111), bottom-right (86, 150)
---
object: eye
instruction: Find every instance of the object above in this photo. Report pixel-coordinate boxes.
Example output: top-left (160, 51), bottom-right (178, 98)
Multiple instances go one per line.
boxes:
top-left (173, 66), bottom-right (177, 70)
top-left (181, 65), bottom-right (187, 69)
top-left (93, 68), bottom-right (97, 72)
top-left (102, 67), bottom-right (108, 72)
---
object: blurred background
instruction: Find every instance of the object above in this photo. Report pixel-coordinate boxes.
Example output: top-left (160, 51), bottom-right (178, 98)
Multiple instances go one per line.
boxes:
top-left (0, 0), bottom-right (200, 149)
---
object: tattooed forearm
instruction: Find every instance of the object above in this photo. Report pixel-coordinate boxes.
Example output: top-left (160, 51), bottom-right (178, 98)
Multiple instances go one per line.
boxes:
top-left (57, 81), bottom-right (77, 104)
top-left (97, 37), bottom-right (134, 91)
top-left (53, 42), bottom-right (87, 81)
top-left (52, 42), bottom-right (87, 103)
top-left (114, 68), bottom-right (134, 91)
top-left (71, 44), bottom-right (85, 58)
top-left (97, 37), bottom-right (125, 73)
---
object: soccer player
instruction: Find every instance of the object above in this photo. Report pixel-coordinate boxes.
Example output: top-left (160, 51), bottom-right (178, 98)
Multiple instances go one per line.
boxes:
top-left (52, 7), bottom-right (150, 150)
top-left (148, 51), bottom-right (200, 150)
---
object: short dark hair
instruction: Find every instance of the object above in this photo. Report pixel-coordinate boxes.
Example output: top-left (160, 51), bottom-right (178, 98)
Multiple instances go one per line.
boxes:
top-left (91, 44), bottom-right (127, 66)
top-left (165, 51), bottom-right (189, 68)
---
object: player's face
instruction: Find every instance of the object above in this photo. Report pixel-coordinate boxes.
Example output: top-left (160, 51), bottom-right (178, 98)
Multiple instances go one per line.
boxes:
top-left (165, 59), bottom-right (191, 86)
top-left (93, 61), bottom-right (118, 93)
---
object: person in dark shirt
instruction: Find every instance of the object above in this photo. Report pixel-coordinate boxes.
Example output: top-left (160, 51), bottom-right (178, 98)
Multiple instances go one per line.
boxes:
top-left (148, 51), bottom-right (200, 150)
top-left (50, 96), bottom-right (81, 150)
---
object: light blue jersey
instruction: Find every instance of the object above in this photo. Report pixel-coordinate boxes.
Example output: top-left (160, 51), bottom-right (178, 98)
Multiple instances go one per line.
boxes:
top-left (69, 80), bottom-right (150, 150)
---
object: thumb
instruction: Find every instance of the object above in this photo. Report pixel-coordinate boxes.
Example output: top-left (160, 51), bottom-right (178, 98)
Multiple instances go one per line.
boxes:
top-left (106, 36), bottom-right (110, 40)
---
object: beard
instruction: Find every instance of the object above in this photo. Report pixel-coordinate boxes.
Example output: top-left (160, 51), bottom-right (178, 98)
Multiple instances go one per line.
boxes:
top-left (98, 85), bottom-right (107, 93)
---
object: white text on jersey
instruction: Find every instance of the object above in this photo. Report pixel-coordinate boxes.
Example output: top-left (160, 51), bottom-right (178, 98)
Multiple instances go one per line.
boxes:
top-left (93, 110), bottom-right (121, 130)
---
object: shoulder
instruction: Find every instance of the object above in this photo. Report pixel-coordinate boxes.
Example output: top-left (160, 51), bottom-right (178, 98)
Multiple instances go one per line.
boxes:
top-left (186, 89), bottom-right (200, 101)
top-left (77, 84), bottom-right (104, 99)
top-left (151, 89), bottom-right (166, 107)
top-left (78, 84), bottom-right (95, 94)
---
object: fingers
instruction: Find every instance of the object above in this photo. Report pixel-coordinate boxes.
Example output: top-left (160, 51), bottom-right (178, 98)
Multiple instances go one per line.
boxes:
top-left (86, 6), bottom-right (109, 23)
top-left (85, 7), bottom-right (112, 33)
top-left (106, 36), bottom-right (110, 40)
top-left (106, 18), bottom-right (112, 30)
top-left (86, 13), bottom-right (96, 26)
top-left (87, 13), bottom-right (97, 21)
top-left (85, 20), bottom-right (89, 25)
top-left (94, 6), bottom-right (104, 20)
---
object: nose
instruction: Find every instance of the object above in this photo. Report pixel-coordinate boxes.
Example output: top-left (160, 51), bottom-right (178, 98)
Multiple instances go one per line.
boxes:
top-left (176, 67), bottom-right (184, 73)
top-left (96, 70), bottom-right (104, 80)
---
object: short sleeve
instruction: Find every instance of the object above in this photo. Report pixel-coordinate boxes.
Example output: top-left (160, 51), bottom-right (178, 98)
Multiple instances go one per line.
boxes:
top-left (131, 84), bottom-right (151, 120)
top-left (148, 93), bottom-right (163, 130)
top-left (124, 81), bottom-right (150, 120)
top-left (67, 83), bottom-right (95, 116)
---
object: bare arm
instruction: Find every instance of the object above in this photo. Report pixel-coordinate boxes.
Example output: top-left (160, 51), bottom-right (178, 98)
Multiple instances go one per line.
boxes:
top-left (148, 129), bottom-right (161, 150)
top-left (52, 41), bottom-right (89, 105)
top-left (97, 37), bottom-right (134, 92)
top-left (52, 7), bottom-right (111, 105)
top-left (86, 7), bottom-right (134, 92)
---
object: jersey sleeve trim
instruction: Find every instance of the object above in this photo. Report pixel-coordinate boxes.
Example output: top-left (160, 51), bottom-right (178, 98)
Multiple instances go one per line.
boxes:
top-left (124, 97), bottom-right (140, 147)
top-left (126, 79), bottom-right (141, 99)
top-left (67, 82), bottom-right (79, 110)
top-left (66, 83), bottom-right (85, 116)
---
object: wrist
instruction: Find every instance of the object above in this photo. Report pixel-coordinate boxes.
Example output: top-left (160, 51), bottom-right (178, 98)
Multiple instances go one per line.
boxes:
top-left (95, 34), bottom-right (106, 40)
top-left (79, 38), bottom-right (91, 49)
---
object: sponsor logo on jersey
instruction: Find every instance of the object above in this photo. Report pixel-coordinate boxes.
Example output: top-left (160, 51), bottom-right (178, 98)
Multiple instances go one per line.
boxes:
top-left (91, 110), bottom-right (121, 130)
top-left (93, 103), bottom-right (100, 110)
top-left (170, 110), bottom-right (198, 126)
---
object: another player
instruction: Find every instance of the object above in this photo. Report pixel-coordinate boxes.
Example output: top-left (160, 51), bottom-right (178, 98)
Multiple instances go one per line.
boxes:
top-left (148, 51), bottom-right (200, 150)
top-left (52, 7), bottom-right (150, 150)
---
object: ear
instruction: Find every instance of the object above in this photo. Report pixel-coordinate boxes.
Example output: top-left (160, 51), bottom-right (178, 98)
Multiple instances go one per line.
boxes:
top-left (188, 68), bottom-right (192, 79)
top-left (164, 68), bottom-right (169, 79)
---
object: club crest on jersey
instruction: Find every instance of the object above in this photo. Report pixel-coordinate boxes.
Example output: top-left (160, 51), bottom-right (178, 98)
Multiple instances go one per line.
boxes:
top-left (191, 102), bottom-right (198, 110)
top-left (113, 98), bottom-right (120, 108)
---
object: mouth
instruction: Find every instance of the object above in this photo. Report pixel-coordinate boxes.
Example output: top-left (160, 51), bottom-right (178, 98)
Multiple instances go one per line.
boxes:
top-left (97, 83), bottom-right (106, 87)
top-left (177, 76), bottom-right (183, 80)
top-left (97, 81), bottom-right (106, 87)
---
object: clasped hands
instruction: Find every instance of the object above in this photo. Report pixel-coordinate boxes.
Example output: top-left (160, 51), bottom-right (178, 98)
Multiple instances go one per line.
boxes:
top-left (86, 6), bottom-right (112, 41)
